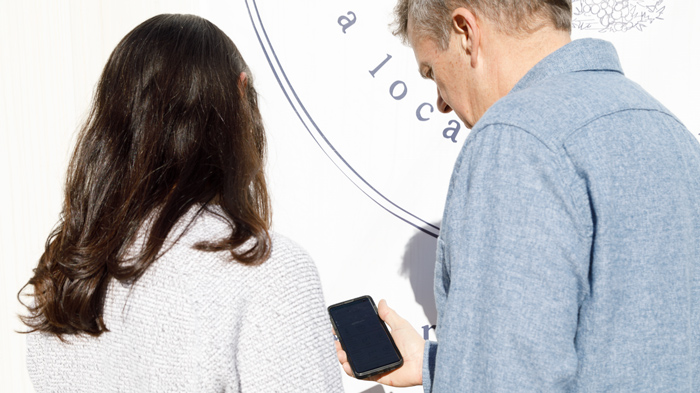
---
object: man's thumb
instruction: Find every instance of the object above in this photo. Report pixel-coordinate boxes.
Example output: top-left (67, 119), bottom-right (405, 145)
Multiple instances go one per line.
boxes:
top-left (377, 299), bottom-right (407, 330)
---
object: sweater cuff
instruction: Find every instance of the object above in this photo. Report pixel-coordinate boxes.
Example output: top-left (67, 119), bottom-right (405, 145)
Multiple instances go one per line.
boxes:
top-left (422, 340), bottom-right (438, 392)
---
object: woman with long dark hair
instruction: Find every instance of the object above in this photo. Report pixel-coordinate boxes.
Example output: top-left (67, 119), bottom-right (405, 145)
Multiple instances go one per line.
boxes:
top-left (20, 14), bottom-right (342, 392)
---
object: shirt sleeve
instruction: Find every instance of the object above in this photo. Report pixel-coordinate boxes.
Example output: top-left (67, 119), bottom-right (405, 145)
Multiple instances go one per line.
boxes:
top-left (235, 238), bottom-right (344, 392)
top-left (425, 124), bottom-right (592, 392)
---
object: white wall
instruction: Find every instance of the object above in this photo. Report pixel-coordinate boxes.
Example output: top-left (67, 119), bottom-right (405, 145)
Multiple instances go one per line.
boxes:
top-left (2, 1), bottom-right (698, 393)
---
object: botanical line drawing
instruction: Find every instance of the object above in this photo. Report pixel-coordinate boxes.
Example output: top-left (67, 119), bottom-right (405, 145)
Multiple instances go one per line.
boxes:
top-left (572, 0), bottom-right (665, 32)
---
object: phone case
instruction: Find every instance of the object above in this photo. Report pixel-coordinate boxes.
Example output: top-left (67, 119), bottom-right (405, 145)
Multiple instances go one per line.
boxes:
top-left (328, 295), bottom-right (404, 379)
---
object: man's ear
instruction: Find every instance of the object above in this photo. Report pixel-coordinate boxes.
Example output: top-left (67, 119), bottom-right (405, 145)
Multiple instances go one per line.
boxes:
top-left (452, 8), bottom-right (480, 68)
top-left (238, 71), bottom-right (248, 94)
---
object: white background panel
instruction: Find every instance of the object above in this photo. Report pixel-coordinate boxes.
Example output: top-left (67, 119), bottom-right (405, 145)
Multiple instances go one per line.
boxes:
top-left (1, 1), bottom-right (698, 392)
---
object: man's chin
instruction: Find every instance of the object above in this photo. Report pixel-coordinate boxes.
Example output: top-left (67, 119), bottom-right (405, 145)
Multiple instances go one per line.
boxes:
top-left (458, 116), bottom-right (474, 130)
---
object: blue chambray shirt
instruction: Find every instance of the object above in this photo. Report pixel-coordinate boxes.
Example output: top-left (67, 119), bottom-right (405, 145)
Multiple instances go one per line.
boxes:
top-left (424, 39), bottom-right (700, 392)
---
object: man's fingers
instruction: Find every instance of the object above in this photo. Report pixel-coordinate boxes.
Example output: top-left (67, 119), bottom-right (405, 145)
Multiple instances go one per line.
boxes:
top-left (335, 341), bottom-right (352, 376)
top-left (337, 348), bottom-right (348, 364)
top-left (342, 361), bottom-right (354, 377)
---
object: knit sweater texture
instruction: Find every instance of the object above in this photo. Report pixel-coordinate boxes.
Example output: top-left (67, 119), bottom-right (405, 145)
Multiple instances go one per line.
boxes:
top-left (26, 206), bottom-right (344, 392)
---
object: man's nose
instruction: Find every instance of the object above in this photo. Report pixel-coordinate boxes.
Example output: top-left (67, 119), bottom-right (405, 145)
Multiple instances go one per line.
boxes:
top-left (437, 88), bottom-right (452, 113)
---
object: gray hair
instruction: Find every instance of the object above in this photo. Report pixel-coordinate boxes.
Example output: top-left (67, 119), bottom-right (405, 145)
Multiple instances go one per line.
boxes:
top-left (393, 0), bottom-right (572, 49)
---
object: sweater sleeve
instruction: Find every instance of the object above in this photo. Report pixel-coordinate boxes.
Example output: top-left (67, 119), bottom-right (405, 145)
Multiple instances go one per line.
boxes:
top-left (425, 125), bottom-right (592, 392)
top-left (235, 235), bottom-right (344, 392)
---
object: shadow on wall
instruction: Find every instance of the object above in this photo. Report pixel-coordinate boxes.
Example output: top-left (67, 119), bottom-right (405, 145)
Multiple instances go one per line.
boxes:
top-left (359, 384), bottom-right (388, 393)
top-left (400, 222), bottom-right (441, 326)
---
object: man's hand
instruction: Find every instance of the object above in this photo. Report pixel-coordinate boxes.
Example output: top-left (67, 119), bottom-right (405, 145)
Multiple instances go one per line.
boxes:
top-left (334, 299), bottom-right (425, 387)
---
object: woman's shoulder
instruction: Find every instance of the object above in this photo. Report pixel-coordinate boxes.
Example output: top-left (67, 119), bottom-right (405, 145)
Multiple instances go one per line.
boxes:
top-left (178, 208), bottom-right (321, 290)
top-left (246, 232), bottom-right (321, 290)
top-left (268, 232), bottom-right (315, 266)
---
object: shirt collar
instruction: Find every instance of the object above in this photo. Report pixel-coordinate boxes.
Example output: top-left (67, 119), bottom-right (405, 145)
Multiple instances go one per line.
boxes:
top-left (510, 38), bottom-right (624, 94)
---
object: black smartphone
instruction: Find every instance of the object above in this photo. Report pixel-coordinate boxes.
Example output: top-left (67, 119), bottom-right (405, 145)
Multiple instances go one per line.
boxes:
top-left (328, 295), bottom-right (403, 379)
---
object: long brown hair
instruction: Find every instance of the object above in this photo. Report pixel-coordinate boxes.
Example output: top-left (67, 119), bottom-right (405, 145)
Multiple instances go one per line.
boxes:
top-left (19, 14), bottom-right (271, 337)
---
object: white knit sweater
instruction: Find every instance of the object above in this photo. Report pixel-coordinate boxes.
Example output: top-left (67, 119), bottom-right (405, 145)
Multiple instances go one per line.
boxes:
top-left (26, 207), bottom-right (344, 392)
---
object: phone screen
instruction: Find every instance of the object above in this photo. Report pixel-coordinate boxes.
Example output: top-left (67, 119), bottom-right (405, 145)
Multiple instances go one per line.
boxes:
top-left (328, 296), bottom-right (403, 378)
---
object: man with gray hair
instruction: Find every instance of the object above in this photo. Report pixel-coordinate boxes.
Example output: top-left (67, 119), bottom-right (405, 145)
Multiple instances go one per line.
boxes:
top-left (336, 0), bottom-right (700, 391)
